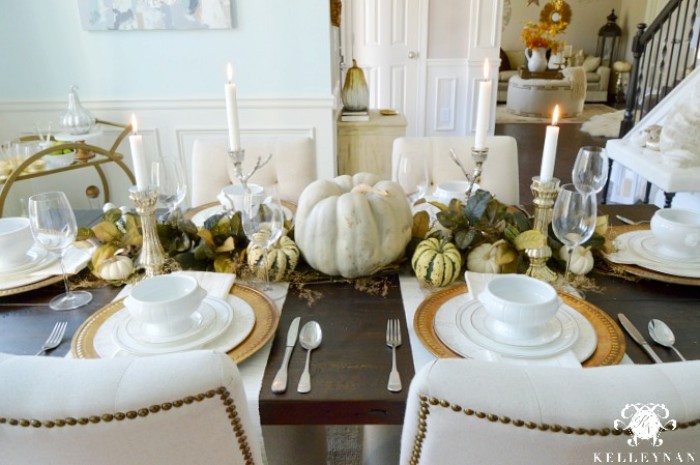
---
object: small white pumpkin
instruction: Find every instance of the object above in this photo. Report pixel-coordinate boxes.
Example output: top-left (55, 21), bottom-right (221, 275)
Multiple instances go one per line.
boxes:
top-left (247, 236), bottom-right (300, 282)
top-left (466, 240), bottom-right (516, 274)
top-left (295, 173), bottom-right (413, 278)
top-left (97, 255), bottom-right (134, 281)
top-left (559, 245), bottom-right (595, 275)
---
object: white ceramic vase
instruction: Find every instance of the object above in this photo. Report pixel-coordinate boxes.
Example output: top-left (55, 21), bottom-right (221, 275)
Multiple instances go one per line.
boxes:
top-left (525, 47), bottom-right (548, 73)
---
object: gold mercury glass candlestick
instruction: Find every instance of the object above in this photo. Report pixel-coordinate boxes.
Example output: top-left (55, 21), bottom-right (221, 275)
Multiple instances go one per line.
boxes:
top-left (525, 176), bottom-right (560, 283)
top-left (129, 186), bottom-right (165, 278)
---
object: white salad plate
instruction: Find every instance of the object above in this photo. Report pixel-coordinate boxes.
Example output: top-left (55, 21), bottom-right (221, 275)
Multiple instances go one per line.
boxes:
top-left (434, 298), bottom-right (597, 362)
top-left (124, 300), bottom-right (220, 344)
top-left (113, 296), bottom-right (234, 354)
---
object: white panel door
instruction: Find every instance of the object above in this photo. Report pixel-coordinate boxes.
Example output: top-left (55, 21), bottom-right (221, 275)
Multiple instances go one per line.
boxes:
top-left (352, 0), bottom-right (421, 135)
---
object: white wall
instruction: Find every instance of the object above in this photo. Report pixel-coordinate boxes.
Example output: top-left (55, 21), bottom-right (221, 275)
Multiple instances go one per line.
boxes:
top-left (0, 0), bottom-right (336, 216)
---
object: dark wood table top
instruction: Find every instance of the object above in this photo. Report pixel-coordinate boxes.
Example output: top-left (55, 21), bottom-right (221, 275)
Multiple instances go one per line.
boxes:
top-left (1, 204), bottom-right (698, 426)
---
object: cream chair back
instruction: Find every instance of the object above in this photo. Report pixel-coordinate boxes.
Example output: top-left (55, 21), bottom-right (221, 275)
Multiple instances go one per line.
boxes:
top-left (0, 350), bottom-right (264, 465)
top-left (392, 136), bottom-right (519, 205)
top-left (401, 359), bottom-right (700, 465)
top-left (190, 136), bottom-right (316, 206)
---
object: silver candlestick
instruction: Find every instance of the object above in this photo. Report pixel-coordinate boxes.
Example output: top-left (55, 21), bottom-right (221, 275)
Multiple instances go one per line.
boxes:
top-left (449, 147), bottom-right (489, 203)
top-left (129, 186), bottom-right (166, 278)
top-left (525, 176), bottom-right (560, 283)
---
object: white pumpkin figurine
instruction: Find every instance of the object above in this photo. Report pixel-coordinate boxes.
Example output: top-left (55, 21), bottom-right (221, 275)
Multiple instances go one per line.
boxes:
top-left (97, 255), bottom-right (134, 281)
top-left (295, 172), bottom-right (413, 278)
top-left (559, 245), bottom-right (595, 275)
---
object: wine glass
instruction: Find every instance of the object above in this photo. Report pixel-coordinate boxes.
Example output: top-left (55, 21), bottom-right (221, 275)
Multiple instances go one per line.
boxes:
top-left (572, 146), bottom-right (609, 195)
top-left (242, 191), bottom-right (285, 297)
top-left (552, 184), bottom-right (597, 281)
top-left (151, 157), bottom-right (187, 220)
top-left (28, 191), bottom-right (92, 311)
top-left (395, 151), bottom-right (429, 205)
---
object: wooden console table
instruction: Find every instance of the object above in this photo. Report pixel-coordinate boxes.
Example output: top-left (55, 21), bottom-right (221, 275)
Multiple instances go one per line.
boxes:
top-left (337, 110), bottom-right (407, 179)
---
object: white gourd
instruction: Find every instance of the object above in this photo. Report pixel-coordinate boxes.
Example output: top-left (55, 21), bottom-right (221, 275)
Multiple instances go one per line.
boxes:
top-left (295, 173), bottom-right (413, 278)
top-left (98, 255), bottom-right (134, 281)
top-left (466, 242), bottom-right (502, 273)
top-left (559, 245), bottom-right (595, 275)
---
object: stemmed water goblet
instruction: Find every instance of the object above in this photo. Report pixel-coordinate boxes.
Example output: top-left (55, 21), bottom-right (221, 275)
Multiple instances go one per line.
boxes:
top-left (395, 151), bottom-right (429, 206)
top-left (151, 157), bottom-right (187, 220)
top-left (28, 191), bottom-right (93, 311)
top-left (242, 190), bottom-right (285, 298)
top-left (572, 146), bottom-right (609, 196)
top-left (551, 183), bottom-right (597, 281)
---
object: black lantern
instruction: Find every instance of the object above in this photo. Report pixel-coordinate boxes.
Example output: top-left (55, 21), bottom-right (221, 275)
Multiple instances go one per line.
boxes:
top-left (596, 9), bottom-right (622, 69)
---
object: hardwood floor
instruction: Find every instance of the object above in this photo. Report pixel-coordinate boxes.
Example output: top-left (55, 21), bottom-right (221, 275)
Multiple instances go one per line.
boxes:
top-left (495, 123), bottom-right (611, 204)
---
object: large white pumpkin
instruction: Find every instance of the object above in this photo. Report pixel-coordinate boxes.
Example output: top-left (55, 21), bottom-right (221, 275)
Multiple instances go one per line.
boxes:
top-left (295, 173), bottom-right (413, 278)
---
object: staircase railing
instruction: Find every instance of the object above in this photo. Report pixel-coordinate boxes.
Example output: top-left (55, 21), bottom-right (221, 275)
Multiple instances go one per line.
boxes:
top-left (619, 0), bottom-right (699, 138)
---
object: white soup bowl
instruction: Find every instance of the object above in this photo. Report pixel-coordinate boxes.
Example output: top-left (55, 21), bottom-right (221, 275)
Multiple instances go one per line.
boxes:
top-left (477, 274), bottom-right (560, 343)
top-left (217, 183), bottom-right (264, 212)
top-left (124, 274), bottom-right (206, 339)
top-left (650, 208), bottom-right (700, 259)
top-left (0, 217), bottom-right (35, 271)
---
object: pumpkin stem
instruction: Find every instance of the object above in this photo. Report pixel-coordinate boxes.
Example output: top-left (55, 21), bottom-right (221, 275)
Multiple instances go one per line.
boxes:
top-left (350, 183), bottom-right (389, 196)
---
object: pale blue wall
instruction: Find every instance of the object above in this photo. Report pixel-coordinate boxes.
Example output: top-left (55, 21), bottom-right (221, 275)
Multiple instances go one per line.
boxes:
top-left (0, 0), bottom-right (332, 101)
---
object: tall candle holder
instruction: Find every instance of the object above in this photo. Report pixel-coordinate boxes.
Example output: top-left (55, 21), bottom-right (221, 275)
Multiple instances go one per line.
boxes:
top-left (129, 186), bottom-right (166, 278)
top-left (525, 176), bottom-right (560, 283)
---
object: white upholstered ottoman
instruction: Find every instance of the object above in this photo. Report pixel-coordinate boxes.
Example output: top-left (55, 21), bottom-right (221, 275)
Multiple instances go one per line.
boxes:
top-left (506, 75), bottom-right (584, 118)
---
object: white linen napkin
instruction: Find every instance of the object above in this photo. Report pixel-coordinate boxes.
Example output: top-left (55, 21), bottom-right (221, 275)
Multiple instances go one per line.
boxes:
top-left (0, 244), bottom-right (94, 290)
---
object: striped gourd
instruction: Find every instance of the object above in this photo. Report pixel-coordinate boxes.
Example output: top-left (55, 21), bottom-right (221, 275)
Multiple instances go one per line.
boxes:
top-left (411, 238), bottom-right (462, 287)
top-left (247, 236), bottom-right (300, 282)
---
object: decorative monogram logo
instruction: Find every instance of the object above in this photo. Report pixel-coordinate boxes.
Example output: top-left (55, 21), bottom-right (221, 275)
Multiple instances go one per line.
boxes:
top-left (614, 403), bottom-right (677, 447)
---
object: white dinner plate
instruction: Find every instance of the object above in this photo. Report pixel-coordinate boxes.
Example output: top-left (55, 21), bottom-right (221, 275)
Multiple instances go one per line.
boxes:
top-left (434, 296), bottom-right (597, 362)
top-left (606, 231), bottom-right (700, 278)
top-left (0, 247), bottom-right (51, 276)
top-left (190, 204), bottom-right (294, 228)
top-left (96, 293), bottom-right (256, 357)
top-left (113, 296), bottom-right (233, 354)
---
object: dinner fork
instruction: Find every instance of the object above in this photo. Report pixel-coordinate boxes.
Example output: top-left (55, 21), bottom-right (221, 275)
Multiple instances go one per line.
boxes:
top-left (35, 321), bottom-right (67, 356)
top-left (386, 319), bottom-right (402, 392)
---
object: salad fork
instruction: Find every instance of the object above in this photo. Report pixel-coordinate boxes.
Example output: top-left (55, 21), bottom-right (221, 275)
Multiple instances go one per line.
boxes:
top-left (386, 318), bottom-right (402, 392)
top-left (35, 321), bottom-right (67, 356)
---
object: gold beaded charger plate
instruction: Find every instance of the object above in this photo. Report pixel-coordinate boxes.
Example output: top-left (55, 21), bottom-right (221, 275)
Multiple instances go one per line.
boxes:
top-left (602, 225), bottom-right (700, 286)
top-left (72, 284), bottom-right (279, 363)
top-left (414, 284), bottom-right (625, 367)
top-left (185, 200), bottom-right (296, 227)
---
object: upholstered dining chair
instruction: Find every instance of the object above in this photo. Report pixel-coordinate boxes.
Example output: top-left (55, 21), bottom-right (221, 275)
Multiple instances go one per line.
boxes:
top-left (0, 350), bottom-right (264, 465)
top-left (400, 359), bottom-right (700, 465)
top-left (391, 136), bottom-right (520, 205)
top-left (190, 135), bottom-right (316, 206)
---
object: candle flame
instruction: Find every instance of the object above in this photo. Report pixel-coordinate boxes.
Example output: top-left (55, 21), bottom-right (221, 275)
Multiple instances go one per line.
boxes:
top-left (226, 63), bottom-right (233, 83)
top-left (483, 59), bottom-right (490, 79)
top-left (130, 114), bottom-right (138, 134)
top-left (552, 105), bottom-right (560, 126)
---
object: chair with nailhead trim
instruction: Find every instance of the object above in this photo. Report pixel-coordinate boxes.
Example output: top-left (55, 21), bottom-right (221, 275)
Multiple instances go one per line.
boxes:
top-left (400, 359), bottom-right (700, 465)
top-left (0, 350), bottom-right (264, 465)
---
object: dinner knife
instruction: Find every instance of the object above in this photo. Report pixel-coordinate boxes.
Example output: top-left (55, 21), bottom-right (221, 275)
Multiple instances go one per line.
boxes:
top-left (271, 317), bottom-right (301, 393)
top-left (618, 313), bottom-right (663, 363)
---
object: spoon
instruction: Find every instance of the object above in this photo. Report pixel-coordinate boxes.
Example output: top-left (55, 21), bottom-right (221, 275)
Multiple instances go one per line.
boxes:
top-left (297, 321), bottom-right (322, 394)
top-left (616, 215), bottom-right (650, 226)
top-left (648, 319), bottom-right (686, 361)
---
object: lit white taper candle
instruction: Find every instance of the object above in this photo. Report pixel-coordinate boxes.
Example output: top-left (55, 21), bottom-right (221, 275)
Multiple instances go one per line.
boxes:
top-left (225, 63), bottom-right (241, 152)
top-left (474, 59), bottom-right (492, 150)
top-left (129, 114), bottom-right (148, 190)
top-left (539, 105), bottom-right (560, 183)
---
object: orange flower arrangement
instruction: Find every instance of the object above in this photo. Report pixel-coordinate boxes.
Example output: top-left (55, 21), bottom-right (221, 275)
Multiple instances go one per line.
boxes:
top-left (520, 21), bottom-right (562, 53)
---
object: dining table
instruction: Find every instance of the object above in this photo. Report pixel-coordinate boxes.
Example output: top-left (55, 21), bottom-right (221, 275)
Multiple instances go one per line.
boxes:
top-left (1, 203), bottom-right (699, 429)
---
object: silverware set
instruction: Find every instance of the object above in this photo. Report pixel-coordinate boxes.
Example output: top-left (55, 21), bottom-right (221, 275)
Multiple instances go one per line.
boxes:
top-left (618, 314), bottom-right (686, 362)
top-left (35, 321), bottom-right (67, 356)
top-left (271, 318), bottom-right (323, 394)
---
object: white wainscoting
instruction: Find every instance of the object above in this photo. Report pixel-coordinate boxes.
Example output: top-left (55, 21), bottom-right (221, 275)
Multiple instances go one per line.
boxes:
top-left (0, 98), bottom-right (336, 216)
top-left (423, 59), bottom-right (468, 136)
